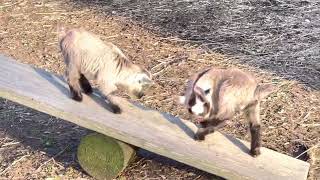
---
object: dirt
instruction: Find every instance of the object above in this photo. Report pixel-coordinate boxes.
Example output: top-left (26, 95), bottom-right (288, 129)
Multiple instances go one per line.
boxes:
top-left (0, 0), bottom-right (319, 179)
top-left (92, 0), bottom-right (320, 90)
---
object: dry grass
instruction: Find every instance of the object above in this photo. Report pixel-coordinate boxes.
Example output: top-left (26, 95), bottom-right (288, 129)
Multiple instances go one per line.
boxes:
top-left (0, 0), bottom-right (319, 179)
top-left (88, 0), bottom-right (320, 90)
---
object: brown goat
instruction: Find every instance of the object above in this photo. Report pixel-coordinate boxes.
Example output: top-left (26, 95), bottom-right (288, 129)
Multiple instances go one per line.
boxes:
top-left (178, 68), bottom-right (276, 157)
top-left (58, 26), bottom-right (153, 114)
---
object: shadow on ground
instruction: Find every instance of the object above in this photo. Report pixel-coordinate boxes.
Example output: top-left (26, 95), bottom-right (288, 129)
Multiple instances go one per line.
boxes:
top-left (0, 98), bottom-right (89, 174)
top-left (73, 0), bottom-right (320, 90)
top-left (0, 98), bottom-right (217, 179)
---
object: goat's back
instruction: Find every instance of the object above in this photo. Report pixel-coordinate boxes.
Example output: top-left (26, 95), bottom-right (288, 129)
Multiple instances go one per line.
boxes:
top-left (59, 28), bottom-right (127, 76)
top-left (196, 68), bottom-right (258, 118)
top-left (60, 28), bottom-right (119, 57)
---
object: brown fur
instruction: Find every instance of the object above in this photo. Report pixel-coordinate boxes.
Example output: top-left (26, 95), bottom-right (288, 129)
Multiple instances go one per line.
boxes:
top-left (183, 68), bottom-right (211, 111)
top-left (179, 68), bottom-right (276, 157)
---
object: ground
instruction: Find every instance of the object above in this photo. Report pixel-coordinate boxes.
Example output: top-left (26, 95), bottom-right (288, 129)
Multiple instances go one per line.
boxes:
top-left (0, 0), bottom-right (319, 179)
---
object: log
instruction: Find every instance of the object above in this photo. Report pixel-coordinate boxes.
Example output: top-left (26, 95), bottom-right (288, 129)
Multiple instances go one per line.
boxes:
top-left (0, 55), bottom-right (310, 180)
top-left (77, 133), bottom-right (136, 180)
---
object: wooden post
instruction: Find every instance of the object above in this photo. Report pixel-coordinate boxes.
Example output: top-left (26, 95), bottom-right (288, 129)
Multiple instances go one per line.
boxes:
top-left (0, 56), bottom-right (310, 180)
top-left (77, 133), bottom-right (136, 180)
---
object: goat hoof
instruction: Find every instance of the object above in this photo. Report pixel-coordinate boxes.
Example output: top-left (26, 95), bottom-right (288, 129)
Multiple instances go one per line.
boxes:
top-left (83, 85), bottom-right (93, 94)
top-left (250, 148), bottom-right (261, 157)
top-left (194, 133), bottom-right (205, 141)
top-left (111, 105), bottom-right (122, 114)
top-left (71, 92), bottom-right (83, 102)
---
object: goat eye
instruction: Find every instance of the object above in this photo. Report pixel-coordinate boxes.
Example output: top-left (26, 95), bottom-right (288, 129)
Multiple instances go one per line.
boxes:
top-left (138, 80), bottom-right (142, 84)
top-left (204, 89), bottom-right (210, 94)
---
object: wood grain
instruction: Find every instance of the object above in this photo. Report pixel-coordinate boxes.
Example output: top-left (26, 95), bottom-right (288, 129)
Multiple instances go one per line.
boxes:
top-left (0, 55), bottom-right (310, 180)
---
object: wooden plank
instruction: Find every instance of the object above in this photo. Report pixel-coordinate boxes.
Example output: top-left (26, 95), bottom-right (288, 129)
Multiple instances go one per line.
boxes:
top-left (0, 54), bottom-right (310, 180)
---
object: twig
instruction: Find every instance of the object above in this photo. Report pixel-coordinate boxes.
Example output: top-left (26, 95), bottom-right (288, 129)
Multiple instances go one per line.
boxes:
top-left (152, 56), bottom-right (187, 76)
top-left (159, 37), bottom-right (200, 43)
top-left (301, 123), bottom-right (320, 127)
top-left (0, 0), bottom-right (24, 8)
top-left (150, 57), bottom-right (174, 71)
top-left (0, 154), bottom-right (30, 175)
top-left (152, 68), bottom-right (167, 77)
top-left (1, 141), bottom-right (20, 147)
top-left (143, 93), bottom-right (169, 100)
top-left (35, 145), bottom-right (69, 172)
top-left (105, 35), bottom-right (120, 39)
top-left (295, 143), bottom-right (320, 159)
top-left (52, 158), bottom-right (64, 169)
top-left (34, 10), bottom-right (88, 15)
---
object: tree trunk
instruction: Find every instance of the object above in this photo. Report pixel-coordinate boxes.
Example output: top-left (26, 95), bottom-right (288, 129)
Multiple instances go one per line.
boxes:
top-left (77, 133), bottom-right (136, 180)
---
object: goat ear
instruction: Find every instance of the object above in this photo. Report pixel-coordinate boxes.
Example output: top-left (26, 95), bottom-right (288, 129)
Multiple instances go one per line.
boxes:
top-left (255, 84), bottom-right (277, 100)
top-left (142, 76), bottom-right (154, 85)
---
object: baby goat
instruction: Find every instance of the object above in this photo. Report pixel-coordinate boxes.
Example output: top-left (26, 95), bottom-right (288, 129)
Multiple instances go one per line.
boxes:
top-left (178, 68), bottom-right (276, 157)
top-left (58, 27), bottom-right (153, 114)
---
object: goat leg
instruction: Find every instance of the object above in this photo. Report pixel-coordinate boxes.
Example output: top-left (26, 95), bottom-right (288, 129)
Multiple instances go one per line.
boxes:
top-left (79, 74), bottom-right (93, 94)
top-left (100, 87), bottom-right (122, 114)
top-left (194, 120), bottom-right (227, 141)
top-left (103, 95), bottom-right (122, 114)
top-left (250, 122), bottom-right (261, 157)
top-left (65, 67), bottom-right (83, 101)
top-left (245, 101), bottom-right (262, 157)
top-left (107, 99), bottom-right (122, 114)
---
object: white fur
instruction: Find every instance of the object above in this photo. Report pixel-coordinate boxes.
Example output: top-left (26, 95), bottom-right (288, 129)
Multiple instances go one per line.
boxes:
top-left (178, 79), bottom-right (212, 115)
top-left (194, 81), bottom-right (212, 116)
top-left (135, 73), bottom-right (151, 84)
top-left (196, 80), bottom-right (211, 93)
top-left (63, 29), bottom-right (154, 95)
top-left (191, 97), bottom-right (205, 115)
top-left (178, 96), bottom-right (186, 104)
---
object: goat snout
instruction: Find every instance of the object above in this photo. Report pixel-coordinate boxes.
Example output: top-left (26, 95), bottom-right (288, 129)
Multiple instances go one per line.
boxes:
top-left (195, 117), bottom-right (205, 123)
top-left (132, 91), bottom-right (145, 99)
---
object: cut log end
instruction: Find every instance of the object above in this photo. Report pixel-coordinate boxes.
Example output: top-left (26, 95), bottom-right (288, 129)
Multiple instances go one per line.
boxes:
top-left (77, 133), bottom-right (136, 180)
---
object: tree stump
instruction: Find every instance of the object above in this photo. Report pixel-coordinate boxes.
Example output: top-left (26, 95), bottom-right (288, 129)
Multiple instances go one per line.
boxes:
top-left (77, 133), bottom-right (136, 180)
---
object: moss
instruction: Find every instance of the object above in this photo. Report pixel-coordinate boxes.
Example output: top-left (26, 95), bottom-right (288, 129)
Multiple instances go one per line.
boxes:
top-left (77, 133), bottom-right (136, 180)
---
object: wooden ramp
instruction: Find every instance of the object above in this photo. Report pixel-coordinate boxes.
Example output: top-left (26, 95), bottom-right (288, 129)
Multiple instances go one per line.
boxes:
top-left (0, 55), bottom-right (310, 180)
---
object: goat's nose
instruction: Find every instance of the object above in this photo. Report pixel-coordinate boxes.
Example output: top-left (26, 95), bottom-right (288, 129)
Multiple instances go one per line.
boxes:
top-left (136, 92), bottom-right (144, 98)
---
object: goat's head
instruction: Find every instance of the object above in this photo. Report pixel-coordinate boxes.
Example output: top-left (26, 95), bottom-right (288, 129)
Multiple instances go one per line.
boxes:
top-left (177, 68), bottom-right (212, 122)
top-left (118, 64), bottom-right (153, 99)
